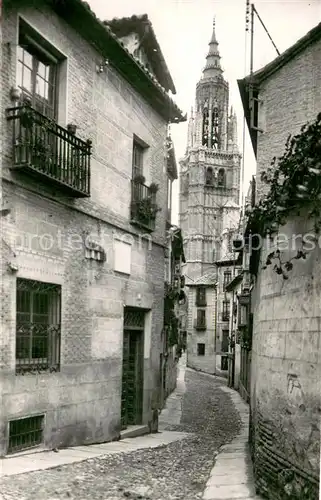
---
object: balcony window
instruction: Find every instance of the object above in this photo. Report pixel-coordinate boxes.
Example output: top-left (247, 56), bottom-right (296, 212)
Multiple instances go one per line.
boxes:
top-left (196, 286), bottom-right (206, 307)
top-left (130, 138), bottom-right (159, 231)
top-left (194, 309), bottom-right (206, 330)
top-left (16, 278), bottom-right (61, 374)
top-left (222, 300), bottom-right (230, 322)
top-left (6, 105), bottom-right (92, 196)
top-left (132, 141), bottom-right (144, 180)
top-left (223, 270), bottom-right (232, 288)
top-left (7, 21), bottom-right (91, 197)
top-left (17, 41), bottom-right (57, 120)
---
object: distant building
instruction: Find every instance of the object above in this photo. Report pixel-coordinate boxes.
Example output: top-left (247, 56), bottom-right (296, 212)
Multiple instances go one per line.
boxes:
top-left (179, 19), bottom-right (242, 376)
top-left (0, 2), bottom-right (185, 456)
top-left (162, 224), bottom-right (186, 404)
top-left (238, 22), bottom-right (321, 500)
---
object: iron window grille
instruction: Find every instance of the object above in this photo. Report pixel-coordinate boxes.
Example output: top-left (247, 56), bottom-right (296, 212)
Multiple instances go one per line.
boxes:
top-left (17, 29), bottom-right (58, 120)
top-left (195, 286), bottom-right (207, 306)
top-left (16, 278), bottom-right (61, 374)
top-left (8, 415), bottom-right (44, 454)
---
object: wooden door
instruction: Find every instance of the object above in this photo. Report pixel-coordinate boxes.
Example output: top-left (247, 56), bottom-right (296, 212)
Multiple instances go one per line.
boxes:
top-left (121, 308), bottom-right (144, 429)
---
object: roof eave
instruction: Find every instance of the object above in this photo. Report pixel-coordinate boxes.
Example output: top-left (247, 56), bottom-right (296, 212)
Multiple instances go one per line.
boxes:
top-left (248, 21), bottom-right (321, 85)
top-left (238, 21), bottom-right (321, 158)
top-left (105, 15), bottom-right (176, 94)
top-left (225, 273), bottom-right (243, 293)
top-left (46, 0), bottom-right (185, 123)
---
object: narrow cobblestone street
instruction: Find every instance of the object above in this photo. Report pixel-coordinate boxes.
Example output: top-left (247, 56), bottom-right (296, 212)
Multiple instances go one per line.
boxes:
top-left (0, 364), bottom-right (243, 500)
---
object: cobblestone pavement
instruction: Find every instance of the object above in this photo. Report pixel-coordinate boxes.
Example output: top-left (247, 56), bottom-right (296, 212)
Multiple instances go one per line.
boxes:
top-left (1, 370), bottom-right (241, 500)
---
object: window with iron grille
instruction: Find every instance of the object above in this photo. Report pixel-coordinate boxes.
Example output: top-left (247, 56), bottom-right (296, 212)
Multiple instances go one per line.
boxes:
top-left (132, 141), bottom-right (144, 179)
top-left (195, 286), bottom-right (206, 306)
top-left (223, 270), bottom-right (232, 288)
top-left (8, 414), bottom-right (44, 454)
top-left (16, 278), bottom-right (61, 374)
top-left (18, 21), bottom-right (58, 120)
top-left (196, 309), bottom-right (206, 328)
top-left (197, 343), bottom-right (205, 356)
top-left (222, 300), bottom-right (230, 321)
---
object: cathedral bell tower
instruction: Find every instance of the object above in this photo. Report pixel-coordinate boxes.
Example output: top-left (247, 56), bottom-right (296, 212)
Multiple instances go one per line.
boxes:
top-left (180, 18), bottom-right (242, 281)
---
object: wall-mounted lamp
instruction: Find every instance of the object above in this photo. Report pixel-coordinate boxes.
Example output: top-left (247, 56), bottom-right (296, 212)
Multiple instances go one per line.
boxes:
top-left (96, 60), bottom-right (110, 73)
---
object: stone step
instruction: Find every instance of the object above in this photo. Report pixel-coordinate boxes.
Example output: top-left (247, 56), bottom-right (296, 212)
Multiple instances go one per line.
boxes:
top-left (120, 425), bottom-right (149, 440)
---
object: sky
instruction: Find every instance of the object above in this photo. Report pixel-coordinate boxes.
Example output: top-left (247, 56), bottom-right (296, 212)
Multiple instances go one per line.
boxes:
top-left (88, 0), bottom-right (321, 225)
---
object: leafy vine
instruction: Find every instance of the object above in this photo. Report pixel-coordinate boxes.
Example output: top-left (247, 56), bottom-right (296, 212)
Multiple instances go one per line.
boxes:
top-left (246, 112), bottom-right (321, 277)
top-left (261, 248), bottom-right (308, 280)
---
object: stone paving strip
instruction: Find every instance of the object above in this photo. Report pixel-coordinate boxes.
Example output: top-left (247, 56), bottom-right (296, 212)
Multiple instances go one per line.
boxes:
top-left (0, 360), bottom-right (258, 500)
top-left (0, 430), bottom-right (190, 478)
top-left (202, 385), bottom-right (263, 500)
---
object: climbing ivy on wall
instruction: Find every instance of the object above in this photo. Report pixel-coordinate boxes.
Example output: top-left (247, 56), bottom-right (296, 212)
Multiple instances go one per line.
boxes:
top-left (246, 112), bottom-right (321, 278)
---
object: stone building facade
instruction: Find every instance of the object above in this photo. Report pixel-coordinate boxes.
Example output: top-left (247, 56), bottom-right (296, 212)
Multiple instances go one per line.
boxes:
top-left (238, 22), bottom-right (321, 499)
top-left (0, 1), bottom-right (185, 456)
top-left (179, 20), bottom-right (242, 375)
top-left (162, 225), bottom-right (186, 403)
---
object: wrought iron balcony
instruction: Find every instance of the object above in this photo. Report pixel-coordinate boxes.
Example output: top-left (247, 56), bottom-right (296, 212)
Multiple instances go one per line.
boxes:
top-left (194, 318), bottom-right (207, 330)
top-left (221, 313), bottom-right (230, 322)
top-left (6, 105), bottom-right (92, 197)
top-left (130, 181), bottom-right (158, 231)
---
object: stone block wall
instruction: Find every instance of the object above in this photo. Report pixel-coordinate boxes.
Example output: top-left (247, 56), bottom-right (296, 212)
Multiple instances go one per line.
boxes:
top-left (250, 39), bottom-right (321, 499)
top-left (251, 217), bottom-right (320, 499)
top-left (0, 3), bottom-right (169, 455)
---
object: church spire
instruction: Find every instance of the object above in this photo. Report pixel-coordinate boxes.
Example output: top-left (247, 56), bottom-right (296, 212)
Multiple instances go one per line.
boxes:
top-left (203, 17), bottom-right (222, 77)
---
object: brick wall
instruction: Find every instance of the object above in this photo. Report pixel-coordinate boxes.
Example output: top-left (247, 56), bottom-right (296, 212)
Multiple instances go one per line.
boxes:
top-left (0, 3), bottom-right (169, 455)
top-left (251, 38), bottom-right (321, 499)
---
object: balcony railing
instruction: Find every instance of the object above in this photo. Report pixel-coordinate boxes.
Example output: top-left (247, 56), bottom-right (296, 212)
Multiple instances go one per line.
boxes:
top-left (130, 181), bottom-right (157, 231)
top-left (6, 105), bottom-right (92, 197)
top-left (221, 313), bottom-right (230, 322)
top-left (194, 318), bottom-right (207, 330)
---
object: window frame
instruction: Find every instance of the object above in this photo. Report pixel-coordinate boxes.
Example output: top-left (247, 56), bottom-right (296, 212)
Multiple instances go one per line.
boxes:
top-left (223, 270), bottom-right (232, 288)
top-left (17, 21), bottom-right (60, 120)
top-left (197, 343), bottom-right (205, 356)
top-left (197, 308), bottom-right (206, 325)
top-left (15, 278), bottom-right (61, 373)
top-left (196, 286), bottom-right (206, 306)
top-left (222, 300), bottom-right (230, 321)
top-left (132, 140), bottom-right (145, 180)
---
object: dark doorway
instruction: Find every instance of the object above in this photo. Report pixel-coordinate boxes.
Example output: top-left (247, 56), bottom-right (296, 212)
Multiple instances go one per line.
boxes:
top-left (121, 307), bottom-right (145, 429)
top-left (221, 329), bottom-right (229, 352)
